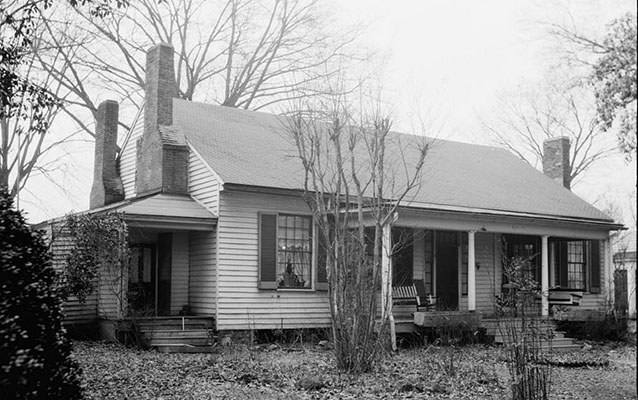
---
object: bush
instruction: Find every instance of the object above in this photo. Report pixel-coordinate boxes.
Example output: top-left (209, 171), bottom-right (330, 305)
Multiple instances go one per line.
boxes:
top-left (555, 316), bottom-right (628, 342)
top-left (0, 189), bottom-right (83, 399)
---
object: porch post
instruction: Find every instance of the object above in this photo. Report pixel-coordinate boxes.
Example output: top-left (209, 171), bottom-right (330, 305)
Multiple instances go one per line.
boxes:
top-left (468, 231), bottom-right (476, 312)
top-left (541, 235), bottom-right (549, 317)
top-left (628, 258), bottom-right (636, 319)
top-left (604, 237), bottom-right (614, 305)
top-left (381, 223), bottom-right (393, 320)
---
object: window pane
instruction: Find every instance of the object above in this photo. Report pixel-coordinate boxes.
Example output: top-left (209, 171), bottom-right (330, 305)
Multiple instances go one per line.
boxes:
top-left (566, 240), bottom-right (585, 289)
top-left (277, 214), bottom-right (313, 289)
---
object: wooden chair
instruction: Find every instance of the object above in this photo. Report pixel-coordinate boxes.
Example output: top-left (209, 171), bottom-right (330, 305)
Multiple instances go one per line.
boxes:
top-left (414, 279), bottom-right (437, 311)
top-left (392, 283), bottom-right (420, 310)
top-left (392, 280), bottom-right (437, 312)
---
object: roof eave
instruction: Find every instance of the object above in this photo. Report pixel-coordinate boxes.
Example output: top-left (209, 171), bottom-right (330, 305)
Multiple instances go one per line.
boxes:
top-left (123, 214), bottom-right (217, 231)
top-left (400, 202), bottom-right (623, 230)
top-left (222, 183), bottom-right (623, 230)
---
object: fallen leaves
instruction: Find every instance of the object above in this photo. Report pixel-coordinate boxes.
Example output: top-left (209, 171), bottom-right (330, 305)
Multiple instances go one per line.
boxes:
top-left (71, 340), bottom-right (636, 399)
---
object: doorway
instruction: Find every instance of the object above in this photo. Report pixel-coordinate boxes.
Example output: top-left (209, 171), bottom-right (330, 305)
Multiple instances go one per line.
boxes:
top-left (128, 233), bottom-right (173, 316)
top-left (128, 244), bottom-right (156, 315)
top-left (436, 231), bottom-right (459, 310)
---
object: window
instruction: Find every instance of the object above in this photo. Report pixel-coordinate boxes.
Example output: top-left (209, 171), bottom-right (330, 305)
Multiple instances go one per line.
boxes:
top-left (392, 228), bottom-right (413, 286)
top-left (277, 215), bottom-right (312, 288)
top-left (567, 241), bottom-right (585, 289)
top-left (502, 235), bottom-right (540, 286)
top-left (550, 238), bottom-right (600, 293)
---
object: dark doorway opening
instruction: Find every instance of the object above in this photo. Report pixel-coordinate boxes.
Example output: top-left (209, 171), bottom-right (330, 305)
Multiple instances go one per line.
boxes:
top-left (436, 231), bottom-right (459, 310)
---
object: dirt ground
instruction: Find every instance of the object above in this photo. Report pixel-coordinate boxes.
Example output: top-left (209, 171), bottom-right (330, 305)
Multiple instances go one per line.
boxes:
top-left (72, 341), bottom-right (636, 399)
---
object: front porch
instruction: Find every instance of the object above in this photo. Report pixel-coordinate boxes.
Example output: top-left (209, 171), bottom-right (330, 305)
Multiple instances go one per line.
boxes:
top-left (381, 223), bottom-right (612, 321)
top-left (91, 193), bottom-right (218, 323)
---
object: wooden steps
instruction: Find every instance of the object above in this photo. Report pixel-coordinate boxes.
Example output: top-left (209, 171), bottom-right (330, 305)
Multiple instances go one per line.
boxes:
top-left (481, 318), bottom-right (580, 353)
top-left (136, 316), bottom-right (215, 353)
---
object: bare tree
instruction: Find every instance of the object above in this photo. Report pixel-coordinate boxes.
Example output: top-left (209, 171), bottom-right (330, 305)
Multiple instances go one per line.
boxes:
top-left (0, 11), bottom-right (83, 197)
top-left (1, 0), bottom-right (126, 198)
top-left (541, 7), bottom-right (637, 159)
top-left (483, 80), bottom-right (612, 189)
top-left (287, 92), bottom-right (428, 372)
top-left (39, 0), bottom-right (362, 138)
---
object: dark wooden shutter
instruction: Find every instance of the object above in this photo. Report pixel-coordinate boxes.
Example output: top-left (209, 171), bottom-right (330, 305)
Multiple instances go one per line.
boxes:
top-left (589, 240), bottom-right (601, 293)
top-left (316, 227), bottom-right (329, 291)
top-left (259, 213), bottom-right (278, 289)
top-left (157, 233), bottom-right (172, 316)
top-left (316, 216), bottom-right (335, 291)
top-left (559, 241), bottom-right (568, 288)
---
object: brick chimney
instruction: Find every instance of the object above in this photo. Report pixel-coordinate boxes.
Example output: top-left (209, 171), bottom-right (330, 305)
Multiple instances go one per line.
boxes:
top-left (136, 43), bottom-right (189, 195)
top-left (90, 100), bottom-right (124, 208)
top-left (542, 136), bottom-right (572, 190)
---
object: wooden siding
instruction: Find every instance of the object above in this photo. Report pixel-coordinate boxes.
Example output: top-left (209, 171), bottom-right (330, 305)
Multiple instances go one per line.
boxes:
top-left (44, 222), bottom-right (98, 324)
top-left (170, 232), bottom-right (190, 314)
top-left (189, 230), bottom-right (217, 315)
top-left (188, 147), bottom-right (220, 215)
top-left (119, 118), bottom-right (143, 199)
top-left (216, 190), bottom-right (331, 330)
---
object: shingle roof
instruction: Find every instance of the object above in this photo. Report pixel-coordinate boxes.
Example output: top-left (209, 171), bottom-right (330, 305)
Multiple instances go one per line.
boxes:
top-left (173, 99), bottom-right (612, 223)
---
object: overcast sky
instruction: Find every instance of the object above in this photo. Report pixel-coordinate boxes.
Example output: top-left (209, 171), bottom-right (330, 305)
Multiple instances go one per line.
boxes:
top-left (20, 0), bottom-right (637, 231)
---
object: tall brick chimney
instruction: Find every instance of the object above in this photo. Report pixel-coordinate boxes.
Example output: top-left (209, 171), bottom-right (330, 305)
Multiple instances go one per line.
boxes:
top-left (136, 43), bottom-right (189, 195)
top-left (542, 136), bottom-right (572, 190)
top-left (90, 100), bottom-right (124, 208)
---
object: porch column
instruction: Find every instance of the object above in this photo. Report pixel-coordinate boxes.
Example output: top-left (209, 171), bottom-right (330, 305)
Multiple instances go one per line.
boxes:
top-left (604, 237), bottom-right (614, 305)
top-left (541, 235), bottom-right (549, 317)
top-left (628, 259), bottom-right (636, 319)
top-left (467, 231), bottom-right (476, 312)
top-left (381, 223), bottom-right (393, 320)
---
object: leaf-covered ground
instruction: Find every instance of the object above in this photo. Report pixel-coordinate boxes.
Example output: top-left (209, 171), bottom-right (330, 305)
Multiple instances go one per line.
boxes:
top-left (72, 341), bottom-right (636, 399)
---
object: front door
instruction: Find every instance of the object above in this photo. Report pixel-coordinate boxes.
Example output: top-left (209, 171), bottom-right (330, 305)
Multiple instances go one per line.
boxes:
top-left (128, 233), bottom-right (173, 316)
top-left (436, 231), bottom-right (458, 310)
top-left (128, 244), bottom-right (156, 315)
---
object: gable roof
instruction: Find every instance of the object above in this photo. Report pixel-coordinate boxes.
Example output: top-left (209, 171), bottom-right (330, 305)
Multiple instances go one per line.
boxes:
top-left (173, 99), bottom-right (612, 223)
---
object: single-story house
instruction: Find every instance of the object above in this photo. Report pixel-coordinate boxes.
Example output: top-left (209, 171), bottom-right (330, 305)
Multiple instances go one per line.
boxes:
top-left (39, 43), bottom-right (622, 334)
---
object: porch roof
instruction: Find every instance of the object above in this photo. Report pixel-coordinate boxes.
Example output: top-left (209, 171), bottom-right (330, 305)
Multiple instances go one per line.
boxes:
top-left (68, 192), bottom-right (217, 231)
top-left (117, 193), bottom-right (217, 231)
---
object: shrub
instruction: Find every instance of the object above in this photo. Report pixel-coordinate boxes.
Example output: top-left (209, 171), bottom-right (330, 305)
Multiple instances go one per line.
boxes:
top-left (0, 189), bottom-right (83, 399)
top-left (555, 316), bottom-right (628, 342)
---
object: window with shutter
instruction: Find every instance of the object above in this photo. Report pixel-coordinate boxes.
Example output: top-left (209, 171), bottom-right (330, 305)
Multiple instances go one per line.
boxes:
top-left (259, 213), bottom-right (314, 290)
top-left (549, 238), bottom-right (600, 292)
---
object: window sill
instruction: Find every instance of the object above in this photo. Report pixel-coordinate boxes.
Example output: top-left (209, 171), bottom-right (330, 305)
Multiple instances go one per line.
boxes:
top-left (277, 287), bottom-right (315, 292)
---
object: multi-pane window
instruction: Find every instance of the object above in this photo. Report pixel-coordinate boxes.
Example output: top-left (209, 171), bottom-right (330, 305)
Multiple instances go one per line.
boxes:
top-left (277, 215), bottom-right (312, 289)
top-left (549, 238), bottom-right (599, 292)
top-left (567, 241), bottom-right (586, 289)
